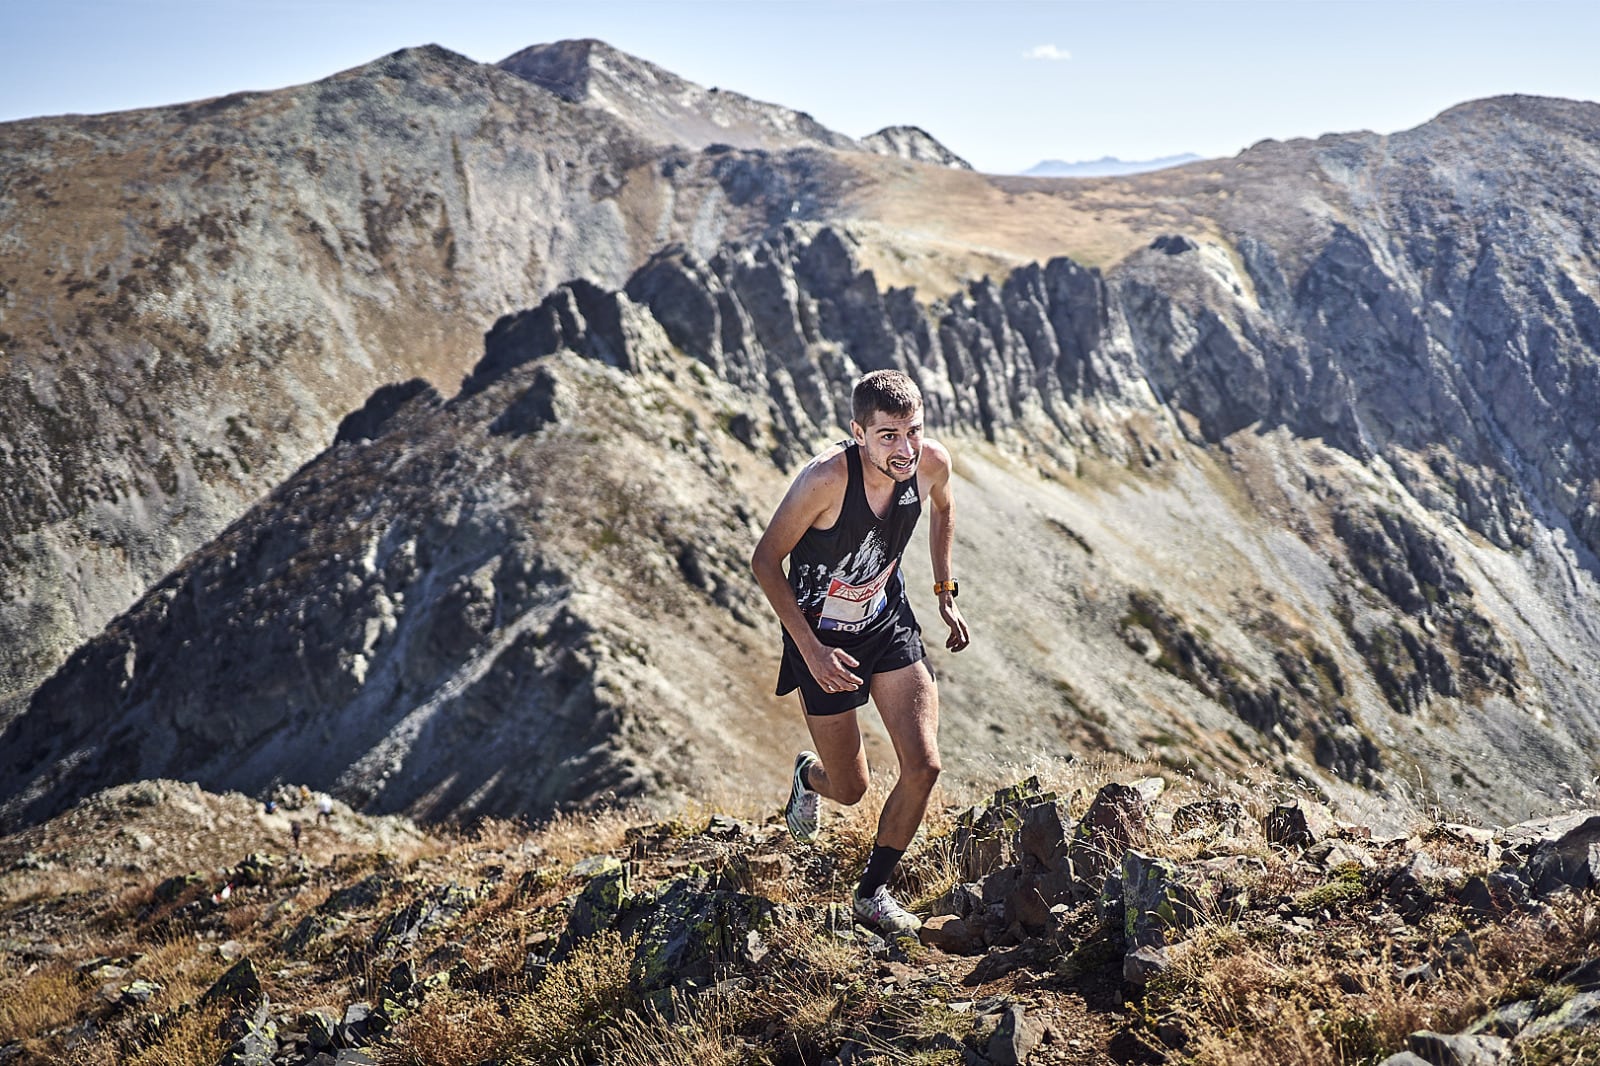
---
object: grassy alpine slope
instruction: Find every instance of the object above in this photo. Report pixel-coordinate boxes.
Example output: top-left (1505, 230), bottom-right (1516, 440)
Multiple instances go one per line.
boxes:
top-left (2, 755), bottom-right (1596, 1065)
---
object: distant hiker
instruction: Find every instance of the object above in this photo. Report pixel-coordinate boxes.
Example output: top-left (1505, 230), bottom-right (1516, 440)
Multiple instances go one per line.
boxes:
top-left (291, 820), bottom-right (303, 851)
top-left (298, 784), bottom-right (312, 808)
top-left (264, 799), bottom-right (277, 815)
top-left (751, 369), bottom-right (971, 937)
top-left (316, 794), bottom-right (334, 825)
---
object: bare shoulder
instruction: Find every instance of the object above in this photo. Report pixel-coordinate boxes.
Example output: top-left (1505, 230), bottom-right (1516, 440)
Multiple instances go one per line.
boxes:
top-left (919, 438), bottom-right (955, 483)
top-left (795, 442), bottom-right (851, 493)
top-left (771, 443), bottom-right (850, 525)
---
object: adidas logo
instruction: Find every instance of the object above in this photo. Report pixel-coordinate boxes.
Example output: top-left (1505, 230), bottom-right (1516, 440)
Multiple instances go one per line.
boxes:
top-left (897, 486), bottom-right (918, 505)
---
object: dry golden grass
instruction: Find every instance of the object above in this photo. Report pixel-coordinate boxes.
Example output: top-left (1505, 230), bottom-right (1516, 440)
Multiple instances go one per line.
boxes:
top-left (0, 869), bottom-right (134, 907)
top-left (0, 963), bottom-right (90, 1042)
top-left (451, 905), bottom-right (545, 993)
top-left (500, 929), bottom-right (640, 1065)
top-left (135, 936), bottom-right (230, 1013)
top-left (587, 989), bottom-right (762, 1066)
top-left (123, 1002), bottom-right (231, 1066)
top-left (526, 807), bottom-right (652, 866)
top-left (1145, 876), bottom-right (1600, 1066)
top-left (4, 756), bottom-right (1595, 1066)
top-left (729, 918), bottom-right (891, 1058)
top-left (375, 989), bottom-right (518, 1066)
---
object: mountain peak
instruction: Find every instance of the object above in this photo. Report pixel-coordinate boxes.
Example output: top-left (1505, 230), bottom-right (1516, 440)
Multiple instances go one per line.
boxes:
top-left (496, 39), bottom-right (606, 103)
top-left (496, 38), bottom-right (857, 152)
top-left (860, 125), bottom-right (971, 169)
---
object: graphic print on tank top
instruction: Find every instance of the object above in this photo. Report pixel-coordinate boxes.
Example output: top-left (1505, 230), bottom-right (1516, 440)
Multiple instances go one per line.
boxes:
top-left (816, 531), bottom-right (896, 632)
top-left (789, 444), bottom-right (922, 637)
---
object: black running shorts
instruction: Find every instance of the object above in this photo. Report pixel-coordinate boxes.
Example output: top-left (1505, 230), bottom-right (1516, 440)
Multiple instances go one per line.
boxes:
top-left (776, 598), bottom-right (929, 717)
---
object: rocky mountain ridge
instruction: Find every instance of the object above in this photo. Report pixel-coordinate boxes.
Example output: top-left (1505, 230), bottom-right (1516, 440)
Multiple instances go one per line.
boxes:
top-left (7, 202), bottom-right (1600, 831)
top-left (497, 38), bottom-right (861, 154)
top-left (859, 125), bottom-right (972, 169)
top-left (1023, 154), bottom-right (1204, 177)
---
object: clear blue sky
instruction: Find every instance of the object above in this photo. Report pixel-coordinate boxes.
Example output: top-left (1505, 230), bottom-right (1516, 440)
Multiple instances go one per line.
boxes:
top-left (3, 0), bottom-right (1598, 175)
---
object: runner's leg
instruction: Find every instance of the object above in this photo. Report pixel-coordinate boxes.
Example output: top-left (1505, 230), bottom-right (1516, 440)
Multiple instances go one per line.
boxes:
top-left (867, 660), bottom-right (941, 849)
top-left (800, 697), bottom-right (870, 806)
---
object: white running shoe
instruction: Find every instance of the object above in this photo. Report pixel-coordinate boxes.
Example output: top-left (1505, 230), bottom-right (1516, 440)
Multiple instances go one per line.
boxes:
top-left (785, 750), bottom-right (821, 841)
top-left (852, 884), bottom-right (922, 936)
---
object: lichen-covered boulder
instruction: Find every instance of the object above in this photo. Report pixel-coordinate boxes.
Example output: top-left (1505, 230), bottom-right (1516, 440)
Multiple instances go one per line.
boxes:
top-left (229, 852), bottom-right (277, 887)
top-left (372, 881), bottom-right (477, 956)
top-left (201, 957), bottom-right (265, 1008)
top-left (616, 874), bottom-right (776, 997)
top-left (553, 857), bottom-right (630, 961)
top-left (283, 913), bottom-right (350, 958)
top-left (1121, 850), bottom-right (1209, 971)
top-left (953, 777), bottom-right (1054, 882)
top-left (215, 1002), bottom-right (278, 1066)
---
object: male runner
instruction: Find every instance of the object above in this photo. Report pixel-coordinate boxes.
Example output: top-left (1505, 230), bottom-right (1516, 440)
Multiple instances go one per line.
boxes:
top-left (751, 369), bottom-right (971, 936)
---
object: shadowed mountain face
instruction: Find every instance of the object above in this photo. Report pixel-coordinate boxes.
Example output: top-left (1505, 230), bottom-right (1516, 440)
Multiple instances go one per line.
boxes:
top-left (3, 41), bottom-right (1600, 830)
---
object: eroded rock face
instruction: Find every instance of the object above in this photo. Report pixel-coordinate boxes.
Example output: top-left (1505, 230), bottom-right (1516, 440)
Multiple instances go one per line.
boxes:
top-left (1, 340), bottom-right (780, 828)
top-left (498, 39), bottom-right (860, 154)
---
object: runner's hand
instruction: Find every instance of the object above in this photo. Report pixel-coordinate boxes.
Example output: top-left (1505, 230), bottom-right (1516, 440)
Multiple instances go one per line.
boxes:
top-left (804, 644), bottom-right (862, 693)
top-left (940, 598), bottom-right (971, 652)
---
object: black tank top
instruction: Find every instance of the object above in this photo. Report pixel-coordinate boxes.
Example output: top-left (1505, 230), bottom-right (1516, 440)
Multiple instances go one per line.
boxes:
top-left (788, 442), bottom-right (923, 638)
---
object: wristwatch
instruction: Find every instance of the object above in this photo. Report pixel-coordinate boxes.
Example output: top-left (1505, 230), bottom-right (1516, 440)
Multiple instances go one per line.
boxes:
top-left (933, 579), bottom-right (959, 597)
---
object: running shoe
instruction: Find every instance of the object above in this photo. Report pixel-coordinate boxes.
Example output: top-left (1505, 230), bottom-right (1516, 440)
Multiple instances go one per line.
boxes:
top-left (852, 884), bottom-right (922, 936)
top-left (785, 750), bottom-right (822, 841)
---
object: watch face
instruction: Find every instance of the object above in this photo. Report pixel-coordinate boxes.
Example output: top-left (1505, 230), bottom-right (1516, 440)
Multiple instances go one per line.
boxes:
top-left (950, 580), bottom-right (959, 598)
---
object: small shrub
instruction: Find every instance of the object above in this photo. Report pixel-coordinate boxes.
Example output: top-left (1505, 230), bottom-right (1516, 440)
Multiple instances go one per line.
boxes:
top-left (1290, 862), bottom-right (1365, 914)
top-left (588, 989), bottom-right (762, 1066)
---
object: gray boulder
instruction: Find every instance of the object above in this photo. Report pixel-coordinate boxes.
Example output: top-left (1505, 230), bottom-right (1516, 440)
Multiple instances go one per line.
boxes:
top-left (1068, 783), bottom-right (1151, 889)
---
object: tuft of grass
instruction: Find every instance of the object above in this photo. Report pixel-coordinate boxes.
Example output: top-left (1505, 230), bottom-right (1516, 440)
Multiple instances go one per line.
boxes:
top-left (736, 920), bottom-right (886, 1058)
top-left (375, 989), bottom-right (517, 1066)
top-left (136, 936), bottom-right (230, 1013)
top-left (502, 929), bottom-right (639, 1064)
top-left (0, 963), bottom-right (90, 1042)
top-left (587, 989), bottom-right (764, 1066)
top-left (1290, 861), bottom-right (1366, 915)
top-left (527, 808), bottom-right (649, 865)
top-left (124, 1002), bottom-right (231, 1066)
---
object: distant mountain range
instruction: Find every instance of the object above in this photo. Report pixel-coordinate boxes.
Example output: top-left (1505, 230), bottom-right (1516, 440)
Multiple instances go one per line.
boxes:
top-left (1022, 153), bottom-right (1204, 176)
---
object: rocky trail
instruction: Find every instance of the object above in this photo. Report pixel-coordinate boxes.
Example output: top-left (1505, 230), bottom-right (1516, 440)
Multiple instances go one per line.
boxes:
top-left (2, 759), bottom-right (1596, 1065)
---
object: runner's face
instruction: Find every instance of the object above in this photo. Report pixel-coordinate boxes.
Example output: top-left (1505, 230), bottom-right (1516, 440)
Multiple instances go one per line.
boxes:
top-left (853, 407), bottom-right (924, 483)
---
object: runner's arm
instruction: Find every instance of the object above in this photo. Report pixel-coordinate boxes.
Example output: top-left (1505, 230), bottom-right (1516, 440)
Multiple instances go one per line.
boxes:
top-left (923, 441), bottom-right (971, 652)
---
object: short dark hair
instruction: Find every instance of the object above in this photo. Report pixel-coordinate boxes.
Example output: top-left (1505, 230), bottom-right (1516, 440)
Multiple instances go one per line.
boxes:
top-left (852, 369), bottom-right (921, 428)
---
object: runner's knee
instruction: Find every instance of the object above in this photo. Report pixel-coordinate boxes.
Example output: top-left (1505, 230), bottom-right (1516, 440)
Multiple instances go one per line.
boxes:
top-left (833, 771), bottom-right (869, 806)
top-left (901, 756), bottom-right (940, 794)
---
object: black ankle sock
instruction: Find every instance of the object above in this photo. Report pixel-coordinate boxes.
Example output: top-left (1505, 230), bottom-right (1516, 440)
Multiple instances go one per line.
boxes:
top-left (855, 845), bottom-right (905, 898)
